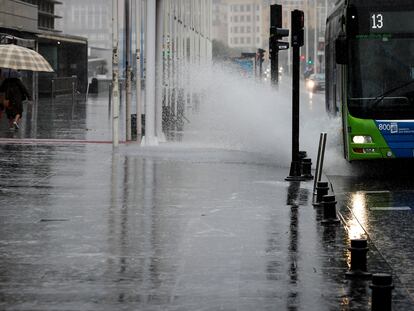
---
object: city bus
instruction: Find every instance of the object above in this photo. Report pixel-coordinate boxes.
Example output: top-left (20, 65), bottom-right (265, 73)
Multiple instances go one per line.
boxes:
top-left (325, 0), bottom-right (414, 161)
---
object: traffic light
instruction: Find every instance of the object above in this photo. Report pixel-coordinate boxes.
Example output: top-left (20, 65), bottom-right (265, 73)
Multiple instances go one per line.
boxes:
top-left (257, 48), bottom-right (266, 64)
top-left (269, 4), bottom-right (289, 56)
top-left (307, 58), bottom-right (313, 65)
top-left (291, 10), bottom-right (304, 47)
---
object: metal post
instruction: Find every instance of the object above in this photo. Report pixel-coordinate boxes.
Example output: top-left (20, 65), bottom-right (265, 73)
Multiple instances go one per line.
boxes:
top-left (144, 0), bottom-right (158, 145)
top-left (290, 42), bottom-right (300, 174)
top-left (346, 239), bottom-right (372, 278)
top-left (286, 29), bottom-right (302, 180)
top-left (370, 274), bottom-right (394, 311)
top-left (135, 0), bottom-right (142, 142)
top-left (112, 0), bottom-right (121, 148)
top-left (313, 132), bottom-right (327, 194)
top-left (72, 80), bottom-right (75, 104)
top-left (108, 82), bottom-right (113, 115)
top-left (259, 54), bottom-right (263, 78)
top-left (34, 41), bottom-right (39, 105)
top-left (125, 0), bottom-right (132, 141)
top-left (270, 50), bottom-right (279, 85)
top-left (51, 79), bottom-right (55, 103)
top-left (305, 0), bottom-right (309, 66)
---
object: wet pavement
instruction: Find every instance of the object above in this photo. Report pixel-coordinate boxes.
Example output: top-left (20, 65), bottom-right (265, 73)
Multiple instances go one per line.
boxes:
top-left (0, 93), bottom-right (414, 310)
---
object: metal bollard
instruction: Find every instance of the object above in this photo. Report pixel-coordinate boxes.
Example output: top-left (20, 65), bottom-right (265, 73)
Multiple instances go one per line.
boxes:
top-left (72, 81), bottom-right (75, 104)
top-left (370, 273), bottom-right (394, 311)
top-left (313, 181), bottom-right (329, 206)
top-left (345, 239), bottom-right (371, 278)
top-left (321, 195), bottom-right (340, 225)
top-left (51, 79), bottom-right (55, 103)
top-left (301, 158), bottom-right (313, 180)
top-left (299, 150), bottom-right (308, 160)
top-left (313, 133), bottom-right (327, 194)
top-left (108, 82), bottom-right (113, 108)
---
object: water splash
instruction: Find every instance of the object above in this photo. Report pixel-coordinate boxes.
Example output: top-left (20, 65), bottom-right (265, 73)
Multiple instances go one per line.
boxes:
top-left (184, 63), bottom-right (342, 169)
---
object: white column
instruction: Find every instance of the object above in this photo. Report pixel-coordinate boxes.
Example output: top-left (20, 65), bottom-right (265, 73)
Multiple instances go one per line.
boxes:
top-left (125, 0), bottom-right (132, 141)
top-left (112, 0), bottom-right (120, 148)
top-left (155, 0), bottom-right (165, 141)
top-left (314, 0), bottom-right (318, 73)
top-left (135, 0), bottom-right (142, 142)
top-left (144, 0), bottom-right (158, 145)
top-left (172, 0), bottom-right (177, 116)
top-left (183, 0), bottom-right (189, 112)
top-left (164, 0), bottom-right (171, 111)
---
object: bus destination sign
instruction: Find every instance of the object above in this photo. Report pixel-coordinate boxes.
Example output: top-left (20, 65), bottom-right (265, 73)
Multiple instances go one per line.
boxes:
top-left (370, 11), bottom-right (414, 33)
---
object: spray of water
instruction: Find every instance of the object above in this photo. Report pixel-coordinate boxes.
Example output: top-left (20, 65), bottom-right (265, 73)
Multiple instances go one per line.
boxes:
top-left (183, 62), bottom-right (348, 172)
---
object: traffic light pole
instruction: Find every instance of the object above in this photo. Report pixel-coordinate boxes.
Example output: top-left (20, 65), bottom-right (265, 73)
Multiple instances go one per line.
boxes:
top-left (270, 48), bottom-right (278, 86)
top-left (286, 10), bottom-right (306, 181)
top-left (257, 48), bottom-right (265, 79)
top-left (287, 41), bottom-right (302, 179)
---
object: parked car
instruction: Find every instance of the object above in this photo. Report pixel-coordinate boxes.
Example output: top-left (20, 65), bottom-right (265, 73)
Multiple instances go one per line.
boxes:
top-left (306, 73), bottom-right (325, 92)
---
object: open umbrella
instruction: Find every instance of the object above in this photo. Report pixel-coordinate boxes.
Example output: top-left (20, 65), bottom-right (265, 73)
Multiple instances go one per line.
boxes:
top-left (0, 44), bottom-right (53, 72)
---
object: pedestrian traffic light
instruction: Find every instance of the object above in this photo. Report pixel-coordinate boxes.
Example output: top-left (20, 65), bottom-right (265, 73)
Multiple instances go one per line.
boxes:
top-left (291, 10), bottom-right (304, 47)
top-left (307, 58), bottom-right (313, 65)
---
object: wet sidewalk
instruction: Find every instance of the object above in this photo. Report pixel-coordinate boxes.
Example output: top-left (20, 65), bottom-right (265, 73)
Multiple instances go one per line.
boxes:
top-left (0, 95), bottom-right (413, 310)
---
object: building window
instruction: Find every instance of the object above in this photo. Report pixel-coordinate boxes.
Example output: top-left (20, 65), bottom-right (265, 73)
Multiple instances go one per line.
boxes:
top-left (234, 16), bottom-right (238, 22)
top-left (234, 27), bottom-right (238, 33)
top-left (256, 26), bottom-right (260, 32)
top-left (256, 15), bottom-right (260, 21)
top-left (247, 37), bottom-right (251, 44)
top-left (246, 5), bottom-right (251, 11)
top-left (247, 26), bottom-right (251, 33)
top-left (246, 15), bottom-right (251, 22)
top-left (240, 26), bottom-right (244, 33)
top-left (240, 5), bottom-right (244, 12)
top-left (240, 15), bottom-right (244, 22)
top-left (256, 37), bottom-right (260, 43)
top-left (240, 37), bottom-right (244, 44)
top-left (234, 38), bottom-right (239, 44)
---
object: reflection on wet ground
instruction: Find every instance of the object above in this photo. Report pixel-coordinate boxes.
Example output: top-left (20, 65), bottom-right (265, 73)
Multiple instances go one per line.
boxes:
top-left (1, 142), bottom-right (408, 310)
top-left (0, 142), bottom-right (412, 310)
top-left (0, 95), bottom-right (114, 141)
top-left (329, 159), bottom-right (414, 310)
top-left (0, 94), bottom-right (413, 309)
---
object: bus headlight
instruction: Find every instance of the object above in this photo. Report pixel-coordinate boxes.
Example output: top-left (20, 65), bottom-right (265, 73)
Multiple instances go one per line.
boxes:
top-left (352, 135), bottom-right (373, 144)
top-left (307, 80), bottom-right (315, 89)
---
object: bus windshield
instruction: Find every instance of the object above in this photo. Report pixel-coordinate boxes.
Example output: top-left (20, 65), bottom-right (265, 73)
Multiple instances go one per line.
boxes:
top-left (348, 35), bottom-right (414, 119)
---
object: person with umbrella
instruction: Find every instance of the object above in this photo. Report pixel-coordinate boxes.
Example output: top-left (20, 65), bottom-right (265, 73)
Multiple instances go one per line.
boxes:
top-left (0, 70), bottom-right (32, 129)
top-left (0, 43), bottom-right (53, 130)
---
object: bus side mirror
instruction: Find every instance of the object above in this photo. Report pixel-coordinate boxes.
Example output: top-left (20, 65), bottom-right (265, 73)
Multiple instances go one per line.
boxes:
top-left (335, 35), bottom-right (348, 65)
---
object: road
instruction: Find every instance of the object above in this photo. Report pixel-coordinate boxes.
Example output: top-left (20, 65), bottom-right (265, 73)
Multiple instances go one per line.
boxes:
top-left (302, 87), bottom-right (414, 305)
